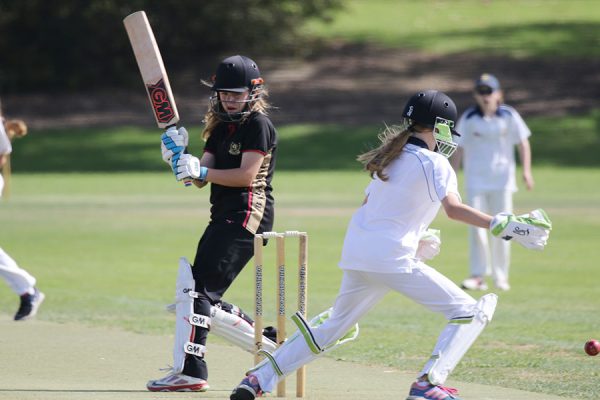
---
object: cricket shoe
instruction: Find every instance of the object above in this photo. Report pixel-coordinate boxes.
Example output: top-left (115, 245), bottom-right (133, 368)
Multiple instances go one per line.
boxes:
top-left (460, 276), bottom-right (488, 291)
top-left (494, 280), bottom-right (511, 291)
top-left (147, 371), bottom-right (209, 392)
top-left (406, 381), bottom-right (461, 400)
top-left (230, 374), bottom-right (262, 400)
top-left (14, 288), bottom-right (45, 321)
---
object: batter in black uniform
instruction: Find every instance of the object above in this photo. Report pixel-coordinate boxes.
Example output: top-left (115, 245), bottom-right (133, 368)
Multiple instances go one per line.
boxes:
top-left (148, 55), bottom-right (278, 392)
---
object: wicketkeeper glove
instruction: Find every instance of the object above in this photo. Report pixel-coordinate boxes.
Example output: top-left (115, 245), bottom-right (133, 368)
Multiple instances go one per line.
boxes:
top-left (175, 153), bottom-right (208, 182)
top-left (160, 126), bottom-right (188, 167)
top-left (416, 228), bottom-right (441, 261)
top-left (490, 208), bottom-right (552, 250)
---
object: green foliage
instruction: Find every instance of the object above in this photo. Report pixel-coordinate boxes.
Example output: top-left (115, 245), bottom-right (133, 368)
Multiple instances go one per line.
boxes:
top-left (305, 0), bottom-right (600, 59)
top-left (0, 0), bottom-right (342, 92)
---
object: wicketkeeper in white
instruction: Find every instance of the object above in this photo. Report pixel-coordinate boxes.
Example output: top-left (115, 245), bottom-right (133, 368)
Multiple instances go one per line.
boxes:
top-left (230, 90), bottom-right (551, 400)
top-left (451, 74), bottom-right (535, 292)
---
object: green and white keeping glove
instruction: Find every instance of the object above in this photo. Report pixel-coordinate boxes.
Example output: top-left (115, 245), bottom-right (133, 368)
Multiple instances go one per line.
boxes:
top-left (416, 228), bottom-right (441, 261)
top-left (490, 208), bottom-right (552, 250)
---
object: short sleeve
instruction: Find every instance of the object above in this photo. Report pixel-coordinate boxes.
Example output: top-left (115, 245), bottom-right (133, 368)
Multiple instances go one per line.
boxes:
top-left (507, 107), bottom-right (531, 145)
top-left (241, 114), bottom-right (275, 155)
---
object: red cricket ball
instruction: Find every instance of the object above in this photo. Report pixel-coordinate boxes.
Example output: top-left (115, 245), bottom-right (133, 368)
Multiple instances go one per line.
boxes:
top-left (584, 339), bottom-right (600, 356)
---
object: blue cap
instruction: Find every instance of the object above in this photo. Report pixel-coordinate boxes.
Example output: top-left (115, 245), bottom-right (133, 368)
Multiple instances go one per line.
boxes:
top-left (475, 73), bottom-right (500, 92)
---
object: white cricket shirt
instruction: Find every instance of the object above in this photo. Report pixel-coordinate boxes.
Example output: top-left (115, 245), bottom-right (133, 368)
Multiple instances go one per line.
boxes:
top-left (455, 105), bottom-right (531, 194)
top-left (338, 142), bottom-right (459, 273)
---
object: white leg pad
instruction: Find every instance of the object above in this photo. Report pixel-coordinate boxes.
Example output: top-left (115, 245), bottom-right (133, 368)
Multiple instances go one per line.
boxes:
top-left (173, 257), bottom-right (196, 373)
top-left (422, 293), bottom-right (498, 385)
top-left (210, 306), bottom-right (277, 353)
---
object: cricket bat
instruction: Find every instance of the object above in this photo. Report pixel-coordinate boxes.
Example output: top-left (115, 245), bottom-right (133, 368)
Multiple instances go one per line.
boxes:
top-left (123, 10), bottom-right (191, 186)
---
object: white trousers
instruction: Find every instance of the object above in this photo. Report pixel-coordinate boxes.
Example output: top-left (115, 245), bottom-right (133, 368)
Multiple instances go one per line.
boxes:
top-left (253, 265), bottom-right (476, 392)
top-left (0, 247), bottom-right (36, 296)
top-left (467, 190), bottom-right (513, 283)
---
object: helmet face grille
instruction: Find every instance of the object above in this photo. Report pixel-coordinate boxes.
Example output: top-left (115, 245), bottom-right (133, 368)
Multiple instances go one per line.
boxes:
top-left (434, 117), bottom-right (457, 158)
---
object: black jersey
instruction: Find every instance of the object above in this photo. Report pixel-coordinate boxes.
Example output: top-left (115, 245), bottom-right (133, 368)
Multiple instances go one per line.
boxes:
top-left (204, 112), bottom-right (277, 234)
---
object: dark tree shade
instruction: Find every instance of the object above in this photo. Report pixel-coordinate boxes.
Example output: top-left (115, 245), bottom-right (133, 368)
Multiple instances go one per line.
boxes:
top-left (0, 0), bottom-right (341, 92)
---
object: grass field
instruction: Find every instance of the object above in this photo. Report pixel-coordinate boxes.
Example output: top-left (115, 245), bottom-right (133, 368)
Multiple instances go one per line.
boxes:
top-left (1, 121), bottom-right (600, 398)
top-left (304, 0), bottom-right (600, 59)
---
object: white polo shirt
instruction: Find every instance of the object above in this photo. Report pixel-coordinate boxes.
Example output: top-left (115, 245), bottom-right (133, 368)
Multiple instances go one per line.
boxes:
top-left (338, 142), bottom-right (459, 273)
top-left (455, 105), bottom-right (531, 194)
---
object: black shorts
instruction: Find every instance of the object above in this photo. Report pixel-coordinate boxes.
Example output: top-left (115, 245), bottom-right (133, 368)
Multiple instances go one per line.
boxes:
top-left (191, 222), bottom-right (255, 303)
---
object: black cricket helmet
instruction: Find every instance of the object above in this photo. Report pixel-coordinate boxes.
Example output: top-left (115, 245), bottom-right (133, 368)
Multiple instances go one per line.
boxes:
top-left (211, 55), bottom-right (263, 92)
top-left (402, 90), bottom-right (460, 157)
top-left (209, 55), bottom-right (264, 122)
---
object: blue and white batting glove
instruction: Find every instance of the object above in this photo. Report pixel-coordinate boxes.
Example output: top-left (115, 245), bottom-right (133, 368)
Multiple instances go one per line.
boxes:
top-left (175, 153), bottom-right (208, 182)
top-left (160, 126), bottom-right (188, 167)
top-left (490, 208), bottom-right (552, 250)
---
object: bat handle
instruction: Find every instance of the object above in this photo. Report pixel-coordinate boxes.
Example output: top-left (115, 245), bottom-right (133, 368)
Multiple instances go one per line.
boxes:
top-left (183, 179), bottom-right (193, 187)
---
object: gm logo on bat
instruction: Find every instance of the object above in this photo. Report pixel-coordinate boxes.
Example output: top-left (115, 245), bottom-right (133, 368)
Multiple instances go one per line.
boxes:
top-left (147, 79), bottom-right (175, 123)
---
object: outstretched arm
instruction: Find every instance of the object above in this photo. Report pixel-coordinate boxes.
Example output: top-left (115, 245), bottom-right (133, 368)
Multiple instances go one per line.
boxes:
top-left (442, 192), bottom-right (492, 228)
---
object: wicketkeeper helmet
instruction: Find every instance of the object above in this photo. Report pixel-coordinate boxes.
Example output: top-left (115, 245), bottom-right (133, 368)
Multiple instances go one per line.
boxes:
top-left (402, 90), bottom-right (460, 157)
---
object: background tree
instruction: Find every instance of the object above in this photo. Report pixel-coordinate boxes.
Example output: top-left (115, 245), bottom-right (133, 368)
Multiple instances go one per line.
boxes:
top-left (0, 0), bottom-right (342, 92)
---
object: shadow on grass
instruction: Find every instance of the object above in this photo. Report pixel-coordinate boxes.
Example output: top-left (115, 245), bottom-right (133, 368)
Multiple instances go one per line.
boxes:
top-left (8, 112), bottom-right (600, 173)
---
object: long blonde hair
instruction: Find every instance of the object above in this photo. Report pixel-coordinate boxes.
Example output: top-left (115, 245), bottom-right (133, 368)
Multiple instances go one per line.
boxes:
top-left (357, 119), bottom-right (414, 181)
top-left (201, 86), bottom-right (271, 141)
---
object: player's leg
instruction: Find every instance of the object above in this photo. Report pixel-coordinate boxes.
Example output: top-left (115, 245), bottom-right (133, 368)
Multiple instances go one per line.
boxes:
top-left (146, 257), bottom-right (209, 392)
top-left (212, 301), bottom-right (277, 353)
top-left (0, 247), bottom-right (44, 321)
top-left (231, 270), bottom-right (386, 399)
top-left (148, 223), bottom-right (254, 391)
top-left (462, 191), bottom-right (491, 290)
top-left (489, 190), bottom-right (513, 290)
top-left (395, 264), bottom-right (496, 399)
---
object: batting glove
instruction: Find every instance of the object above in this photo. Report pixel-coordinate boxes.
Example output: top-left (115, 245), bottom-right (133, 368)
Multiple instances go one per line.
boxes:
top-left (175, 153), bottom-right (208, 182)
top-left (490, 209), bottom-right (552, 250)
top-left (160, 126), bottom-right (188, 166)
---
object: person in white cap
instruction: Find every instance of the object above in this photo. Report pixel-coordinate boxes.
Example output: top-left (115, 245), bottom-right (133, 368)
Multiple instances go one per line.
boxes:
top-left (451, 74), bottom-right (535, 292)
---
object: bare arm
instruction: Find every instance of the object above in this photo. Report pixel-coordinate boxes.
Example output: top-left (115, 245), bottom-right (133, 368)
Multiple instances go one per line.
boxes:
top-left (442, 192), bottom-right (492, 229)
top-left (0, 154), bottom-right (7, 168)
top-left (517, 139), bottom-right (534, 190)
top-left (204, 151), bottom-right (265, 187)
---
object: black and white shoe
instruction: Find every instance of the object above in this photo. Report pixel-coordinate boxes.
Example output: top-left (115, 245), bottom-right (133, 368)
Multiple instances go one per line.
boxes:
top-left (14, 288), bottom-right (45, 321)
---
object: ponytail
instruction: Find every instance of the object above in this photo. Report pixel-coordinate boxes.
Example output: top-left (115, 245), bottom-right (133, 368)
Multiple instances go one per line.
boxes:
top-left (357, 120), bottom-right (412, 181)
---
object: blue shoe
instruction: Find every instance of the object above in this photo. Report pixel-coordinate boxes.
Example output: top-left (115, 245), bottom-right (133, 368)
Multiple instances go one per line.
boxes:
top-left (407, 380), bottom-right (461, 400)
top-left (230, 374), bottom-right (262, 400)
